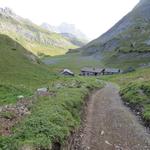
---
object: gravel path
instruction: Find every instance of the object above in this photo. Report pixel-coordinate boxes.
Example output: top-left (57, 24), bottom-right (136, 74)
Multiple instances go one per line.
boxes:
top-left (72, 83), bottom-right (150, 150)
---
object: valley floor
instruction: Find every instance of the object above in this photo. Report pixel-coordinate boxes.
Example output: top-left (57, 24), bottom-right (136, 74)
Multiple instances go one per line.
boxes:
top-left (71, 83), bottom-right (150, 150)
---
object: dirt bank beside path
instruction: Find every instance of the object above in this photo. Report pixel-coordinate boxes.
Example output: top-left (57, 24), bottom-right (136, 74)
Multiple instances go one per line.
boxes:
top-left (69, 83), bottom-right (150, 150)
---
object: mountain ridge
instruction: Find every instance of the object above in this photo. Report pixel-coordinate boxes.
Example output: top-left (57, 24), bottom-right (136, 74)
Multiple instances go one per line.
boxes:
top-left (41, 22), bottom-right (89, 45)
top-left (0, 7), bottom-right (77, 56)
top-left (79, 0), bottom-right (150, 58)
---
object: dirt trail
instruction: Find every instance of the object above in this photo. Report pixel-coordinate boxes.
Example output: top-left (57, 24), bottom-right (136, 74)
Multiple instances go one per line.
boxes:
top-left (72, 83), bottom-right (150, 150)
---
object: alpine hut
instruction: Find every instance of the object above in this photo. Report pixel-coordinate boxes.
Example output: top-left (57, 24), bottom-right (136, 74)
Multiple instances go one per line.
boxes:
top-left (103, 68), bottom-right (121, 75)
top-left (60, 69), bottom-right (74, 76)
top-left (80, 67), bottom-right (105, 76)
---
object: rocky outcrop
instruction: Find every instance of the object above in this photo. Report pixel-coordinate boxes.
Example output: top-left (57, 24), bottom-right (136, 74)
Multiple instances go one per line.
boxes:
top-left (61, 33), bottom-right (86, 47)
top-left (58, 23), bottom-right (88, 41)
top-left (41, 23), bottom-right (59, 33)
top-left (41, 22), bottom-right (89, 46)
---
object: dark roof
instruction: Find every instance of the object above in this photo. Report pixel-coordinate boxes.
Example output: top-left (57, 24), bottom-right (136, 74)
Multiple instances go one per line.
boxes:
top-left (81, 67), bottom-right (104, 73)
top-left (104, 68), bottom-right (120, 73)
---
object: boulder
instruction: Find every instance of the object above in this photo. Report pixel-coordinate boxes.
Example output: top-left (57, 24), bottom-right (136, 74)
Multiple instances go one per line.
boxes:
top-left (37, 87), bottom-right (48, 92)
top-left (37, 87), bottom-right (48, 96)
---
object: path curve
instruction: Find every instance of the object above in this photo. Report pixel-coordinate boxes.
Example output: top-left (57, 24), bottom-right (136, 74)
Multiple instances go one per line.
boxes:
top-left (73, 83), bottom-right (150, 150)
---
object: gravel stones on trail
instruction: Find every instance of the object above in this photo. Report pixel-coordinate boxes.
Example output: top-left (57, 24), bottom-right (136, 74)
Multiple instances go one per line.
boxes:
top-left (70, 83), bottom-right (150, 150)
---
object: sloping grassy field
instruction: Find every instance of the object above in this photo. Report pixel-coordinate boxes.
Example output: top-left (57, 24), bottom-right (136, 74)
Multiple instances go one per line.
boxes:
top-left (0, 34), bottom-right (54, 105)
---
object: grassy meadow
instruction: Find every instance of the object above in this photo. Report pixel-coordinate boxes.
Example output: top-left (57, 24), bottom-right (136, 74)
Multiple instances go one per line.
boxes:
top-left (0, 34), bottom-right (104, 149)
top-left (0, 76), bottom-right (104, 150)
top-left (1, 33), bottom-right (150, 149)
top-left (42, 53), bottom-right (103, 73)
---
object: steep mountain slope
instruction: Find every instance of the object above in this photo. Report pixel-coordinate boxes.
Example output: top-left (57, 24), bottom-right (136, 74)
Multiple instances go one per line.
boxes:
top-left (79, 0), bottom-right (150, 66)
top-left (41, 22), bottom-right (89, 46)
top-left (0, 8), bottom-right (77, 56)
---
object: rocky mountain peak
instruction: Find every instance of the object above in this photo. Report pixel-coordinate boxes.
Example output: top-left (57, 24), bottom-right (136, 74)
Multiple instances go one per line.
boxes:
top-left (58, 22), bottom-right (88, 40)
top-left (41, 23), bottom-right (59, 33)
top-left (41, 22), bottom-right (89, 43)
top-left (0, 7), bottom-right (15, 16)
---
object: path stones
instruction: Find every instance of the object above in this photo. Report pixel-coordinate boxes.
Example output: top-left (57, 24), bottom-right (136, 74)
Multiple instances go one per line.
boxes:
top-left (101, 130), bottom-right (105, 136)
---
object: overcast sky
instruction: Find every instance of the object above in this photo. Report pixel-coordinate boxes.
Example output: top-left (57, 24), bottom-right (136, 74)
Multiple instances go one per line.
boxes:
top-left (0, 0), bottom-right (139, 40)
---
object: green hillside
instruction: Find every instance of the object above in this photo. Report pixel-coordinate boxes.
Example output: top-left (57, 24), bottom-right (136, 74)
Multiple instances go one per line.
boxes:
top-left (0, 34), bottom-right (53, 105)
